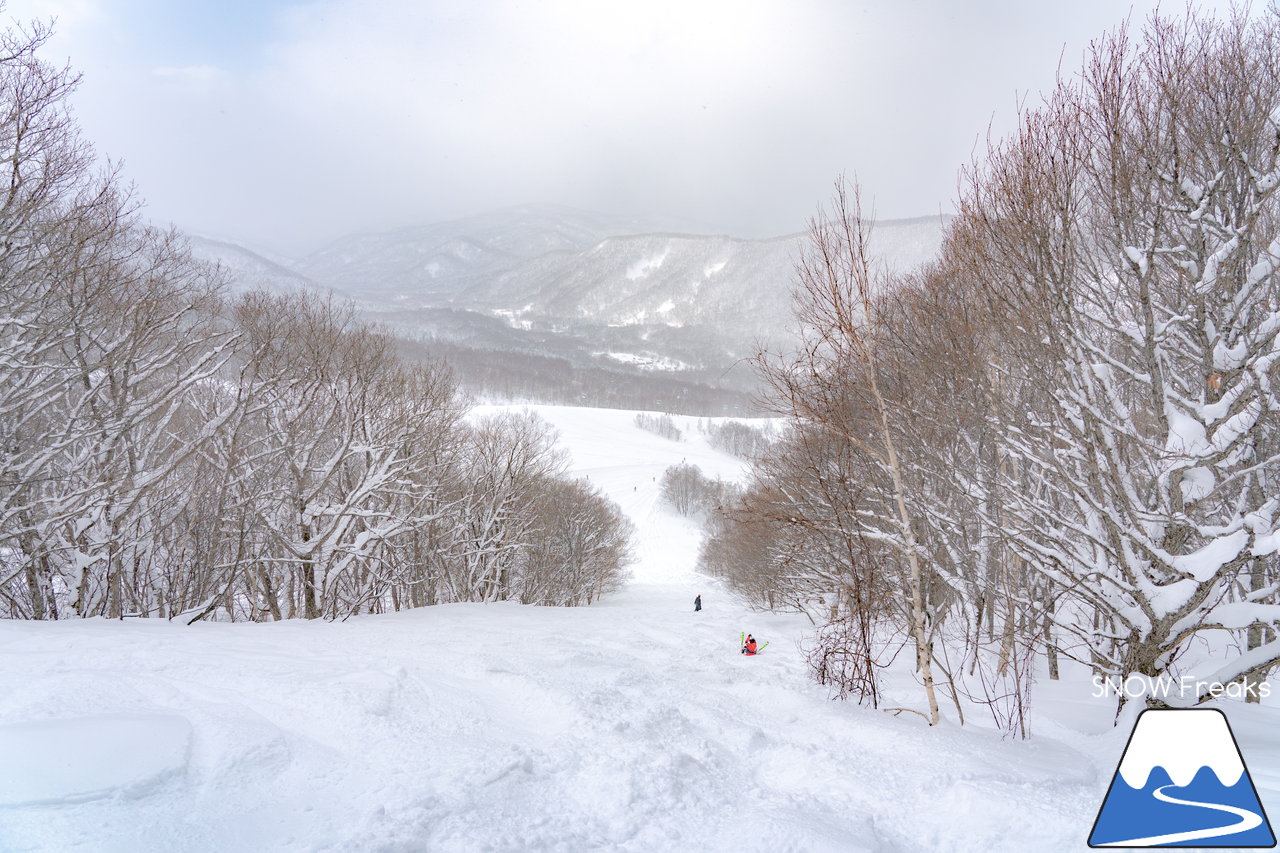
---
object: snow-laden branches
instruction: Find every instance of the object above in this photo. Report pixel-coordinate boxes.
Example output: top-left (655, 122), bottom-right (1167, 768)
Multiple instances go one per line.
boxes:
top-left (958, 8), bottom-right (1280, 711)
top-left (0, 19), bottom-right (633, 621)
top-left (712, 7), bottom-right (1280, 729)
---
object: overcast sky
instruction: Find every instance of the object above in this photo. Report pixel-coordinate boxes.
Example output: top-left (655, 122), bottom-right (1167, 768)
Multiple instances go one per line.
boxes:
top-left (6, 0), bottom-right (1247, 255)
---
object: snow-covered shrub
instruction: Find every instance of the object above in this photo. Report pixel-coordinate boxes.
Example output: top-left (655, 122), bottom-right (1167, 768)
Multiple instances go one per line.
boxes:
top-left (805, 615), bottom-right (884, 708)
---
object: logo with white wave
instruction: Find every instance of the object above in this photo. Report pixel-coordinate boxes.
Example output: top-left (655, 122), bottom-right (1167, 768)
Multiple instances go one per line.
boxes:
top-left (1089, 709), bottom-right (1276, 848)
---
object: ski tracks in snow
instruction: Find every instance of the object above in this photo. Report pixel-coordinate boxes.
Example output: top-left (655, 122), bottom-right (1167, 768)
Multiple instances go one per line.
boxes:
top-left (0, 407), bottom-right (1148, 851)
top-left (0, 577), bottom-right (1114, 850)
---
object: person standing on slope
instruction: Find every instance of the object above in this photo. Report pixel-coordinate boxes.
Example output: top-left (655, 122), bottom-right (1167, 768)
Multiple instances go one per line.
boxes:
top-left (694, 594), bottom-right (702, 612)
top-left (742, 634), bottom-right (757, 655)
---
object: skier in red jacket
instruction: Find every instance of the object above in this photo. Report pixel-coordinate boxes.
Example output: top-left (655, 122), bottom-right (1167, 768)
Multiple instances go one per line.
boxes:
top-left (742, 634), bottom-right (758, 655)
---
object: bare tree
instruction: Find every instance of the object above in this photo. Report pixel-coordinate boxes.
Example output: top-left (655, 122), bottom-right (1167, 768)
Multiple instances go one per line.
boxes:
top-left (755, 180), bottom-right (942, 725)
top-left (516, 477), bottom-right (633, 606)
top-left (959, 9), bottom-right (1280, 712)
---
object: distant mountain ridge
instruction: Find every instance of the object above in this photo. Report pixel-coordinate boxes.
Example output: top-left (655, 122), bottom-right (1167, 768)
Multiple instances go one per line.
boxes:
top-left (461, 217), bottom-right (945, 342)
top-left (290, 204), bottom-right (720, 304)
top-left (186, 204), bottom-right (950, 412)
top-left (186, 234), bottom-right (329, 297)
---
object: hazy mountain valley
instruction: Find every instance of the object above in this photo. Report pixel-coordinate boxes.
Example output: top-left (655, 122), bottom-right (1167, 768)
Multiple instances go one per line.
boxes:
top-left (189, 205), bottom-right (947, 413)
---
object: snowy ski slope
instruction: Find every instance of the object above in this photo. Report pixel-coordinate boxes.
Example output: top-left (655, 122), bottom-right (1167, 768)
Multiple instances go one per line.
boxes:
top-left (0, 404), bottom-right (1276, 851)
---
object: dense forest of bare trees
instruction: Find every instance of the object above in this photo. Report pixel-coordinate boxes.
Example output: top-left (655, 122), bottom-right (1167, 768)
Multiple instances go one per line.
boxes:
top-left (701, 8), bottom-right (1280, 731)
top-left (0, 22), bottom-right (631, 622)
top-left (402, 337), bottom-right (755, 416)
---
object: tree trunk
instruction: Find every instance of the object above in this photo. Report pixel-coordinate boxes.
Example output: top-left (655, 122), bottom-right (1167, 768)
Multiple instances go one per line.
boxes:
top-left (1043, 587), bottom-right (1059, 681)
top-left (877, 387), bottom-right (941, 726)
top-left (1245, 556), bottom-right (1269, 704)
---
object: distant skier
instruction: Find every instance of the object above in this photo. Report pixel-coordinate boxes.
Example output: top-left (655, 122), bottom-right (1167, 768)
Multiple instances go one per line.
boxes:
top-left (694, 594), bottom-right (702, 612)
top-left (742, 634), bottom-right (758, 655)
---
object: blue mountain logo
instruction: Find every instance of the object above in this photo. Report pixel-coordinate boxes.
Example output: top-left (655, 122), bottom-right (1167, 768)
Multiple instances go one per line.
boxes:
top-left (1089, 708), bottom-right (1275, 847)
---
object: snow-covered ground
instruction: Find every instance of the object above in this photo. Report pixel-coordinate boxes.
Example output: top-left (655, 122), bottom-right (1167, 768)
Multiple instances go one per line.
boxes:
top-left (1, 404), bottom-right (1276, 851)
